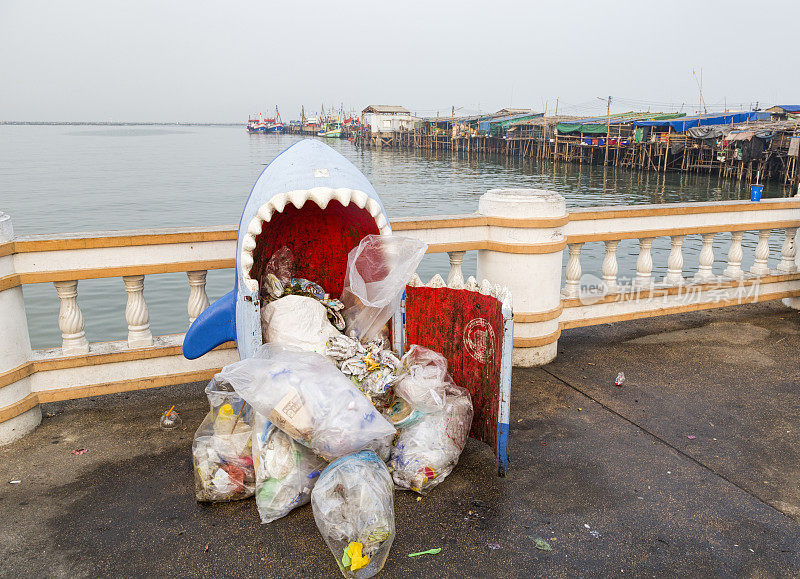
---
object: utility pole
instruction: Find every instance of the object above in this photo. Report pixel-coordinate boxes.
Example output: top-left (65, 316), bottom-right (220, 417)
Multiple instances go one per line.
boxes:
top-left (604, 95), bottom-right (611, 165)
top-left (452, 105), bottom-right (455, 118)
top-left (554, 97), bottom-right (559, 117)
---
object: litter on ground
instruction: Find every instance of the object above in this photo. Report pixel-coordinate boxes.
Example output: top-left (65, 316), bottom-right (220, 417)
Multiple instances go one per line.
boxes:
top-left (186, 237), bottom-right (488, 578)
top-left (408, 548), bottom-right (442, 557)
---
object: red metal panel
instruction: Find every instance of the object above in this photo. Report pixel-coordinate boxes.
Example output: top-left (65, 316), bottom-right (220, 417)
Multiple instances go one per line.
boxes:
top-left (250, 202), bottom-right (379, 299)
top-left (404, 286), bottom-right (504, 451)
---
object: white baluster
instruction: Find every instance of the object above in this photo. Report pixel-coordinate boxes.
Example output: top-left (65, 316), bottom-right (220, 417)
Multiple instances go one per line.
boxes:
top-left (693, 233), bottom-right (716, 283)
top-left (447, 251), bottom-right (466, 288)
top-left (750, 230), bottom-right (772, 276)
top-left (187, 270), bottom-right (210, 324)
top-left (777, 227), bottom-right (798, 273)
top-left (723, 231), bottom-right (744, 279)
top-left (602, 240), bottom-right (619, 292)
top-left (54, 280), bottom-right (89, 355)
top-left (663, 235), bottom-right (685, 285)
top-left (634, 238), bottom-right (654, 288)
top-left (563, 243), bottom-right (583, 297)
top-left (123, 275), bottom-right (153, 348)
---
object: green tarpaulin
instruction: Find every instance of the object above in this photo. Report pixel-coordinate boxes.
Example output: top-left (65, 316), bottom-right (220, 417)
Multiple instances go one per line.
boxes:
top-left (557, 113), bottom-right (685, 135)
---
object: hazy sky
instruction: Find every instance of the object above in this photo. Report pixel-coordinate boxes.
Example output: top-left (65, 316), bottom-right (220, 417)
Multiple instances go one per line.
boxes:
top-left (2, 0), bottom-right (798, 122)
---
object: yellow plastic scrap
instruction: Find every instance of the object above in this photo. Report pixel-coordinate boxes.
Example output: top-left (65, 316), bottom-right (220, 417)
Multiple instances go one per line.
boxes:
top-left (363, 352), bottom-right (381, 373)
top-left (342, 542), bottom-right (370, 572)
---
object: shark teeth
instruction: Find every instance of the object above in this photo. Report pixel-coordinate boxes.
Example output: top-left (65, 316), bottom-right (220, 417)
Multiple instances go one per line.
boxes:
top-left (239, 187), bottom-right (391, 292)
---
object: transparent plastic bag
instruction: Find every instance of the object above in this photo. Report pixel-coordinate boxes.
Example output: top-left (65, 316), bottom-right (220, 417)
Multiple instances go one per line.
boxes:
top-left (218, 344), bottom-right (396, 461)
top-left (311, 450), bottom-right (395, 578)
top-left (252, 412), bottom-right (327, 523)
top-left (388, 384), bottom-right (473, 494)
top-left (393, 345), bottom-right (450, 414)
top-left (192, 377), bottom-right (256, 502)
top-left (260, 295), bottom-right (341, 355)
top-left (260, 246), bottom-right (296, 300)
top-left (340, 235), bottom-right (427, 341)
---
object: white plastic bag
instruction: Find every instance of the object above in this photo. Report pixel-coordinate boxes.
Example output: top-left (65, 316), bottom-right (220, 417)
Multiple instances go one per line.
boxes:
top-left (393, 345), bottom-right (450, 414)
top-left (252, 412), bottom-right (327, 523)
top-left (312, 450), bottom-right (395, 578)
top-left (192, 377), bottom-right (256, 502)
top-left (218, 344), bottom-right (396, 461)
top-left (340, 235), bottom-right (427, 341)
top-left (388, 383), bottom-right (473, 494)
top-left (260, 295), bottom-right (341, 355)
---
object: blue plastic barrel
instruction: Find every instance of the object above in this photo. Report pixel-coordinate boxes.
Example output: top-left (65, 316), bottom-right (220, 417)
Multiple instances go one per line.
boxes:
top-left (750, 184), bottom-right (764, 202)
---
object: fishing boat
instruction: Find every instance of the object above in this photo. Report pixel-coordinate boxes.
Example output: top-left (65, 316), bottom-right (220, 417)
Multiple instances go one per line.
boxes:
top-left (317, 120), bottom-right (342, 138)
top-left (266, 106), bottom-right (285, 134)
top-left (246, 116), bottom-right (267, 133)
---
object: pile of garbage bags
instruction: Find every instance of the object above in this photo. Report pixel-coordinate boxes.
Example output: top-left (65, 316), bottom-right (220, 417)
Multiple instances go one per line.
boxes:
top-left (191, 236), bottom-right (474, 577)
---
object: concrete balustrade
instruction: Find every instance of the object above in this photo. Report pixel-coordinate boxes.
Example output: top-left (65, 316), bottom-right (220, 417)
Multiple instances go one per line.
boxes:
top-left (694, 233), bottom-right (716, 283)
top-left (1, 195), bottom-right (799, 442)
top-left (723, 231), bottom-right (745, 279)
top-left (187, 270), bottom-right (210, 324)
top-left (663, 235), bottom-right (685, 285)
top-left (54, 280), bottom-right (89, 355)
top-left (0, 212), bottom-right (41, 444)
top-left (476, 189), bottom-right (568, 366)
top-left (750, 230), bottom-right (772, 276)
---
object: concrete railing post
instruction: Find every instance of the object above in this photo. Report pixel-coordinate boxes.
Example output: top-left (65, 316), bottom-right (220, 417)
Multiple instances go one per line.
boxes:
top-left (477, 189), bottom-right (567, 366)
top-left (0, 212), bottom-right (41, 444)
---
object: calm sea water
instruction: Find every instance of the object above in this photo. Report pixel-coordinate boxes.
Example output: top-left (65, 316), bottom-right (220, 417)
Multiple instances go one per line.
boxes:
top-left (1, 125), bottom-right (792, 348)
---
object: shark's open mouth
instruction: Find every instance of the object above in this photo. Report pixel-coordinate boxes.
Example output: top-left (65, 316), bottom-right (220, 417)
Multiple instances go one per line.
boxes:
top-left (240, 187), bottom-right (391, 298)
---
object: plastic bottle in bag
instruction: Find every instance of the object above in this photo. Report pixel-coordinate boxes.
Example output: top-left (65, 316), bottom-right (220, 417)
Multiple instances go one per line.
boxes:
top-left (218, 344), bottom-right (396, 461)
top-left (311, 450), bottom-right (395, 578)
top-left (192, 377), bottom-right (256, 502)
top-left (340, 235), bottom-right (427, 342)
top-left (388, 384), bottom-right (473, 494)
top-left (393, 344), bottom-right (450, 414)
top-left (252, 412), bottom-right (328, 523)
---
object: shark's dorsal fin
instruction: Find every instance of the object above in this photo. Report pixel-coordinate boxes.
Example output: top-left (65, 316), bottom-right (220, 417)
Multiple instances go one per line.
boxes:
top-left (182, 289), bottom-right (236, 359)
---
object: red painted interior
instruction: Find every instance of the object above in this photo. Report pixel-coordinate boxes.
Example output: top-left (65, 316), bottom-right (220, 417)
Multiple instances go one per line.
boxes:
top-left (251, 201), bottom-right (379, 298)
top-left (404, 286), bottom-right (503, 453)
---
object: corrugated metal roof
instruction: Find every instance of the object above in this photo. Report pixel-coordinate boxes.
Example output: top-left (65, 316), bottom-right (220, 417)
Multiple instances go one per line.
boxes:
top-left (767, 105), bottom-right (800, 113)
top-left (361, 105), bottom-right (411, 114)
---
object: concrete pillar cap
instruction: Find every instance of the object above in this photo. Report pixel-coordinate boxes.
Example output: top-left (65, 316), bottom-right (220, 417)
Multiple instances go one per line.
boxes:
top-left (0, 212), bottom-right (13, 242)
top-left (479, 189), bottom-right (566, 219)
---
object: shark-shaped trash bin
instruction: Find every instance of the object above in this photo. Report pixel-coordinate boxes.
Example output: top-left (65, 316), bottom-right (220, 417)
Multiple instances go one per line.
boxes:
top-left (183, 139), bottom-right (514, 476)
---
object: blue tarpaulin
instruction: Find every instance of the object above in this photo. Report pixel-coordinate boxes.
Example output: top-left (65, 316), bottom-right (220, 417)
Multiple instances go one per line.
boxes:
top-left (633, 111), bottom-right (769, 132)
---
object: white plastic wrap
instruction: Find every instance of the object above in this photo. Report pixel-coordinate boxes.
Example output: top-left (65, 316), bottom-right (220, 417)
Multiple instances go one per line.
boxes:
top-left (388, 384), bottom-right (473, 494)
top-left (340, 235), bottom-right (427, 341)
top-left (260, 295), bottom-right (341, 355)
top-left (217, 344), bottom-right (396, 461)
top-left (192, 377), bottom-right (256, 502)
top-left (393, 345), bottom-right (450, 414)
top-left (311, 450), bottom-right (395, 578)
top-left (252, 412), bottom-right (327, 523)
